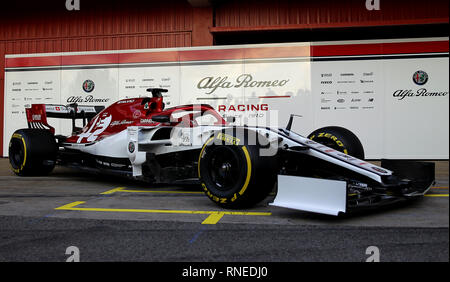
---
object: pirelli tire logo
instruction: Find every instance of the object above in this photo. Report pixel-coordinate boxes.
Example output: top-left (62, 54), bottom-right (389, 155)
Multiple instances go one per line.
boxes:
top-left (216, 132), bottom-right (241, 146)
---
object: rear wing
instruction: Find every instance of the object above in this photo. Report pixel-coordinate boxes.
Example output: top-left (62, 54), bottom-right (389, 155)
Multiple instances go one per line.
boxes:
top-left (26, 104), bottom-right (105, 134)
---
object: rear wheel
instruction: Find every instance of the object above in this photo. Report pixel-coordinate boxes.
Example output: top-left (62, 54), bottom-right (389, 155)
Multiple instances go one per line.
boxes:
top-left (198, 130), bottom-right (277, 208)
top-left (307, 126), bottom-right (365, 159)
top-left (9, 129), bottom-right (57, 176)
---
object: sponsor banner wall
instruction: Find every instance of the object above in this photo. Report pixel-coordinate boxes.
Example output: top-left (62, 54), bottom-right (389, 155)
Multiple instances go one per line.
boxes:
top-left (3, 38), bottom-right (449, 159)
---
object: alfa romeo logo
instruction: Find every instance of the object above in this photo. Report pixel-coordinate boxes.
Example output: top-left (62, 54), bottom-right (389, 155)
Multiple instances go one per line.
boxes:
top-left (412, 70), bottom-right (428, 86)
top-left (82, 80), bottom-right (95, 93)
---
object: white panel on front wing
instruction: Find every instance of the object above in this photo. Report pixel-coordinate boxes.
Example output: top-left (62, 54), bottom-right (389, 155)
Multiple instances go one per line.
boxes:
top-left (270, 175), bottom-right (347, 216)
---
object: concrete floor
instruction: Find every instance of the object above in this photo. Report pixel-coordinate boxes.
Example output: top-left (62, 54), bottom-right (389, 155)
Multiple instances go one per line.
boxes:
top-left (0, 158), bottom-right (448, 261)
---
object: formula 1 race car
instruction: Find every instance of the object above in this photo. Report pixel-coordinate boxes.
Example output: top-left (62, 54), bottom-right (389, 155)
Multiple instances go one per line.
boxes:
top-left (8, 88), bottom-right (435, 215)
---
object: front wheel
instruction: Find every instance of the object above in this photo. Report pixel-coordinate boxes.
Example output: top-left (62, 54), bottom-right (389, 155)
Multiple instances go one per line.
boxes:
top-left (9, 129), bottom-right (57, 176)
top-left (307, 126), bottom-right (365, 159)
top-left (198, 130), bottom-right (277, 208)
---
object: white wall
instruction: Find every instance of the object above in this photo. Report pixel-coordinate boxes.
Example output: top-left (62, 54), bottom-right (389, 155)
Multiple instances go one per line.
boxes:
top-left (3, 39), bottom-right (449, 159)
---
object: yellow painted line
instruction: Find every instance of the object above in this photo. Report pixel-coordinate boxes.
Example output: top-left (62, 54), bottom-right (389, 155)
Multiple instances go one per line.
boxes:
top-left (425, 194), bottom-right (449, 197)
top-left (54, 201), bottom-right (271, 224)
top-left (100, 187), bottom-right (126, 194)
top-left (119, 189), bottom-right (203, 195)
top-left (55, 201), bottom-right (86, 209)
top-left (100, 187), bottom-right (203, 195)
top-left (202, 212), bottom-right (225, 224)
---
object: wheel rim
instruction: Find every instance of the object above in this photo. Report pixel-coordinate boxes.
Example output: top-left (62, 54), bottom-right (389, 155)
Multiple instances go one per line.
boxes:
top-left (207, 146), bottom-right (241, 191)
top-left (9, 138), bottom-right (24, 169)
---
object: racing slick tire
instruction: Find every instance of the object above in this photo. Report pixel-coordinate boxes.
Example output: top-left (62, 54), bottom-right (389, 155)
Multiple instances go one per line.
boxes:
top-left (307, 126), bottom-right (365, 159)
top-left (8, 129), bottom-right (58, 176)
top-left (198, 129), bottom-right (278, 208)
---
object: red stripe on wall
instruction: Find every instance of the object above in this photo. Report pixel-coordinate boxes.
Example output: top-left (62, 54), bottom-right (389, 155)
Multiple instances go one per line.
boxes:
top-left (243, 46), bottom-right (310, 59)
top-left (4, 41), bottom-right (448, 68)
top-left (5, 56), bottom-right (61, 68)
top-left (179, 48), bottom-right (244, 61)
top-left (5, 46), bottom-right (311, 67)
top-left (119, 51), bottom-right (179, 64)
top-left (311, 41), bottom-right (449, 57)
top-left (62, 54), bottom-right (119, 66)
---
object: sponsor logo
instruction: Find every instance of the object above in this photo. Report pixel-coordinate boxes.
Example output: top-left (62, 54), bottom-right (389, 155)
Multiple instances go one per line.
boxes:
top-left (351, 98), bottom-right (361, 102)
top-left (32, 114), bottom-right (42, 121)
top-left (11, 89), bottom-right (21, 92)
top-left (368, 98), bottom-right (375, 102)
top-left (393, 88), bottom-right (449, 100)
top-left (67, 95), bottom-right (110, 103)
top-left (337, 91), bottom-right (347, 95)
top-left (337, 99), bottom-right (345, 103)
top-left (372, 167), bottom-right (388, 174)
top-left (321, 98), bottom-right (331, 103)
top-left (12, 82), bottom-right (21, 86)
top-left (125, 79), bottom-right (136, 82)
top-left (362, 106), bottom-right (375, 109)
top-left (27, 82), bottom-right (38, 85)
top-left (320, 107), bottom-right (331, 110)
top-left (125, 86), bottom-right (135, 89)
top-left (197, 74), bottom-right (289, 95)
top-left (321, 81), bottom-right (332, 84)
top-left (128, 142), bottom-right (135, 153)
top-left (142, 78), bottom-right (154, 82)
top-left (350, 106), bottom-right (359, 109)
top-left (337, 80), bottom-right (356, 84)
top-left (117, 99), bottom-right (135, 104)
top-left (334, 106), bottom-right (346, 110)
top-left (110, 120), bottom-right (134, 126)
top-left (360, 79), bottom-right (374, 83)
top-left (363, 91), bottom-right (374, 94)
top-left (133, 110), bottom-right (142, 119)
top-left (140, 119), bottom-right (153, 123)
top-left (217, 104), bottom-right (268, 112)
top-left (82, 80), bottom-right (95, 93)
top-left (350, 91), bottom-right (360, 94)
top-left (340, 73), bottom-right (354, 76)
top-left (42, 88), bottom-right (53, 91)
top-left (412, 70), bottom-right (428, 85)
top-left (321, 91), bottom-right (333, 95)
top-left (216, 133), bottom-right (240, 145)
top-left (363, 72), bottom-right (374, 76)
top-left (321, 73), bottom-right (332, 77)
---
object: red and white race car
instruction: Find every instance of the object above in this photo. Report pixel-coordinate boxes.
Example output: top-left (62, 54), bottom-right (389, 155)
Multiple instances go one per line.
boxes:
top-left (8, 88), bottom-right (435, 215)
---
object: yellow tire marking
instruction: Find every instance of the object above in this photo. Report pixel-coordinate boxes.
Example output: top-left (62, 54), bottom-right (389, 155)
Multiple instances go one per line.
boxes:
top-left (54, 201), bottom-right (271, 224)
top-left (238, 146), bottom-right (252, 196)
top-left (11, 134), bottom-right (27, 171)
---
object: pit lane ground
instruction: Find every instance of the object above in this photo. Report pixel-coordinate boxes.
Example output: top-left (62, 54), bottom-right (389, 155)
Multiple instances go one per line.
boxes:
top-left (0, 158), bottom-right (448, 262)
